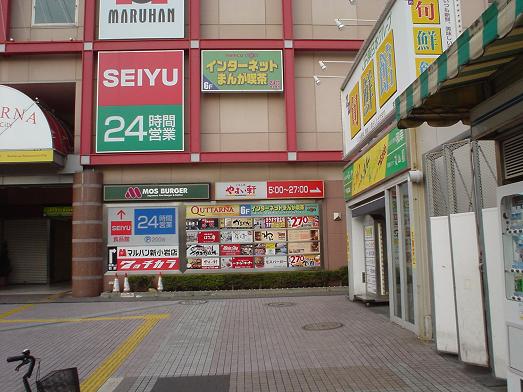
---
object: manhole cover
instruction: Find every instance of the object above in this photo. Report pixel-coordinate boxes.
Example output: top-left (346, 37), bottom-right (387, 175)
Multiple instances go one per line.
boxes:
top-left (267, 302), bottom-right (296, 307)
top-left (302, 322), bottom-right (344, 331)
top-left (177, 300), bottom-right (208, 305)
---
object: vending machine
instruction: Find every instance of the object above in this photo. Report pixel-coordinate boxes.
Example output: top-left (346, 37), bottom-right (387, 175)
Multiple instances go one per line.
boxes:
top-left (498, 182), bottom-right (523, 391)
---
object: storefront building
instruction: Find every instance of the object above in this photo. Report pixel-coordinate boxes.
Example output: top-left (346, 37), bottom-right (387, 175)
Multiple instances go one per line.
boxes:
top-left (340, 0), bottom-right (488, 339)
top-left (0, 0), bottom-right (390, 296)
top-left (394, 0), bottom-right (523, 387)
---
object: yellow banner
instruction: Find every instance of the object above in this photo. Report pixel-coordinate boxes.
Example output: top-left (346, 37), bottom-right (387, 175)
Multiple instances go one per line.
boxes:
top-left (361, 60), bottom-right (377, 125)
top-left (415, 57), bottom-right (436, 76)
top-left (352, 136), bottom-right (388, 196)
top-left (186, 205), bottom-right (240, 218)
top-left (376, 31), bottom-right (398, 107)
top-left (411, 0), bottom-right (440, 24)
top-left (349, 83), bottom-right (362, 138)
top-left (413, 27), bottom-right (443, 55)
top-left (0, 149), bottom-right (53, 163)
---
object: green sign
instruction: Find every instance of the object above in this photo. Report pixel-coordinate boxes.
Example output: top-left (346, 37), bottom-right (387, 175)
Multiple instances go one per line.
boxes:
top-left (343, 128), bottom-right (409, 201)
top-left (43, 206), bottom-right (73, 217)
top-left (250, 203), bottom-right (319, 217)
top-left (104, 184), bottom-right (210, 202)
top-left (201, 50), bottom-right (284, 92)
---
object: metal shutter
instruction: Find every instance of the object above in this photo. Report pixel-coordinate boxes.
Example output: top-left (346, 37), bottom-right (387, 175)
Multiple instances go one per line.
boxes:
top-left (502, 132), bottom-right (523, 181)
top-left (5, 219), bottom-right (49, 284)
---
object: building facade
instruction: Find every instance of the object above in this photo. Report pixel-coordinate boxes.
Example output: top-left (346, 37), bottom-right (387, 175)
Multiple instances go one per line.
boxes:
top-left (0, 0), bottom-right (391, 296)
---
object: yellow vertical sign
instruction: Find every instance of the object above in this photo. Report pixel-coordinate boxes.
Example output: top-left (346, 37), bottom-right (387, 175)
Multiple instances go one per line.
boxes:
top-left (415, 57), bottom-right (436, 76)
top-left (361, 60), bottom-right (377, 125)
top-left (376, 31), bottom-right (397, 107)
top-left (411, 0), bottom-right (440, 24)
top-left (351, 135), bottom-right (388, 196)
top-left (348, 83), bottom-right (362, 138)
top-left (413, 27), bottom-right (443, 55)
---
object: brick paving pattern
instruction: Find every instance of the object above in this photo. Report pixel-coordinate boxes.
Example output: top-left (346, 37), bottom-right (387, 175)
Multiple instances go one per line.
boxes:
top-left (0, 296), bottom-right (494, 391)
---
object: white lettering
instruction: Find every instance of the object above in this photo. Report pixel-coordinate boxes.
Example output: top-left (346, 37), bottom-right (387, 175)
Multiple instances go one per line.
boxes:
top-left (103, 69), bottom-right (119, 87)
top-left (120, 69), bottom-right (135, 87)
top-left (101, 68), bottom-right (179, 87)
top-left (144, 68), bottom-right (161, 86)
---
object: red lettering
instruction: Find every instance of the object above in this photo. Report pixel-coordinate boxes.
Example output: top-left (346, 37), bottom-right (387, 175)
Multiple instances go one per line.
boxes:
top-left (0, 107), bottom-right (10, 119)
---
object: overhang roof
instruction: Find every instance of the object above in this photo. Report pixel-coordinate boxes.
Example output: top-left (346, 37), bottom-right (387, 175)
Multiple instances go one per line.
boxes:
top-left (395, 0), bottom-right (523, 129)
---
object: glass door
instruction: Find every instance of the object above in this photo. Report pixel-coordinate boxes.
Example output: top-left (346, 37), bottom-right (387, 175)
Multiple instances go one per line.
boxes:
top-left (386, 182), bottom-right (417, 328)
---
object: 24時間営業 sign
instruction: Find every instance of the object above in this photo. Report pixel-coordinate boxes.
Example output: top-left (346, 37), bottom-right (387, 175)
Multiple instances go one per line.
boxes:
top-left (96, 50), bottom-right (184, 153)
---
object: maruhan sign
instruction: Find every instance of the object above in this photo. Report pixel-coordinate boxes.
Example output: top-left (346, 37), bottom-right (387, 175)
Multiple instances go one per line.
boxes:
top-left (99, 0), bottom-right (184, 40)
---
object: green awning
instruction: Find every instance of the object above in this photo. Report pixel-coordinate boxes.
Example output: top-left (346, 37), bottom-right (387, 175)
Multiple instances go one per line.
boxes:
top-left (395, 0), bottom-right (523, 129)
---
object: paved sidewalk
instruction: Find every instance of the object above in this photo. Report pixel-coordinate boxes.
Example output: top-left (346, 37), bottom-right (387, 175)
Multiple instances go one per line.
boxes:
top-left (0, 296), bottom-right (503, 392)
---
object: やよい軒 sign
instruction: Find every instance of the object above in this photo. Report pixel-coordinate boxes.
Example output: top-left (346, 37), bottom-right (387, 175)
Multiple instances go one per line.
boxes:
top-left (96, 50), bottom-right (184, 153)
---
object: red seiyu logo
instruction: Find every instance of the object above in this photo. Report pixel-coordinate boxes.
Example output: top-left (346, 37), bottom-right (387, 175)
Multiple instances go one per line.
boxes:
top-left (125, 187), bottom-right (143, 199)
top-left (116, 0), bottom-right (168, 4)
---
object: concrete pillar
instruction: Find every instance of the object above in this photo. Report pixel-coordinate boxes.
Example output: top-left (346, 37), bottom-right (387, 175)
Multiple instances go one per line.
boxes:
top-left (72, 170), bottom-right (103, 297)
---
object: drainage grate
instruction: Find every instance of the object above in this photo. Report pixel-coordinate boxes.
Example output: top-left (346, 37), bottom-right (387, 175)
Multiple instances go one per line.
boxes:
top-left (302, 322), bottom-right (344, 331)
top-left (152, 375), bottom-right (229, 392)
top-left (267, 302), bottom-right (297, 307)
top-left (177, 300), bottom-right (208, 305)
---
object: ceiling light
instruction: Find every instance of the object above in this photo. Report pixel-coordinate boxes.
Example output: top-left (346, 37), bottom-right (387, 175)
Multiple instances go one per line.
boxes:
top-left (335, 19), bottom-right (344, 29)
top-left (313, 75), bottom-right (345, 86)
top-left (313, 76), bottom-right (321, 85)
top-left (319, 61), bottom-right (327, 70)
top-left (318, 60), bottom-right (355, 71)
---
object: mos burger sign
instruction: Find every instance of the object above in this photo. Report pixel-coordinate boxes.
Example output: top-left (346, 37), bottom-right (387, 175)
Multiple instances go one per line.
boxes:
top-left (99, 0), bottom-right (184, 40)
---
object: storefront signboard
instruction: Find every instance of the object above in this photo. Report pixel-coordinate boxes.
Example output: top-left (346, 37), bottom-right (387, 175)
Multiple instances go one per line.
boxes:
top-left (43, 206), bottom-right (73, 217)
top-left (343, 128), bottom-right (409, 201)
top-left (0, 85), bottom-right (56, 163)
top-left (104, 183), bottom-right (209, 201)
top-left (201, 50), bottom-right (283, 92)
top-left (185, 203), bottom-right (321, 271)
top-left (98, 0), bottom-right (184, 40)
top-left (107, 206), bottom-right (178, 246)
top-left (186, 257), bottom-right (220, 270)
top-left (115, 246), bottom-right (179, 271)
top-left (97, 50), bottom-right (184, 153)
top-left (341, 0), bottom-right (459, 158)
top-left (215, 181), bottom-right (324, 200)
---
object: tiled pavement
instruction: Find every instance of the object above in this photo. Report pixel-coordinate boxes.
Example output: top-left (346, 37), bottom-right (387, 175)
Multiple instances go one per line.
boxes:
top-left (0, 296), bottom-right (501, 391)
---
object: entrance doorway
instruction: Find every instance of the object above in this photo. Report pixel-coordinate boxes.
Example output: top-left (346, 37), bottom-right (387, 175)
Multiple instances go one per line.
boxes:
top-left (386, 182), bottom-right (416, 328)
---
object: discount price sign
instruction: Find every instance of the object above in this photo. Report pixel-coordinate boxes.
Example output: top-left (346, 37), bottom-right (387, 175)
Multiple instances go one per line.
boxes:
top-left (96, 50), bottom-right (184, 153)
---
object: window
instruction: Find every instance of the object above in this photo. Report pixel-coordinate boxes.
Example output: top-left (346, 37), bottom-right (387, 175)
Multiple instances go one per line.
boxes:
top-left (33, 0), bottom-right (77, 25)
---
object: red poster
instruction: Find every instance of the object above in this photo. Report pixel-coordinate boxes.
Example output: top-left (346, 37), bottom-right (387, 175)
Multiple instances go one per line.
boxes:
top-left (231, 257), bottom-right (254, 269)
top-left (197, 231), bottom-right (220, 243)
top-left (111, 221), bottom-right (132, 235)
top-left (266, 181), bottom-right (324, 199)
top-left (220, 244), bottom-right (241, 256)
top-left (118, 257), bottom-right (179, 271)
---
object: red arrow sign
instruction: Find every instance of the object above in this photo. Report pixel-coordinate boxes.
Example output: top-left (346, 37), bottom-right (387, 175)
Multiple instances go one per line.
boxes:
top-left (117, 210), bottom-right (126, 220)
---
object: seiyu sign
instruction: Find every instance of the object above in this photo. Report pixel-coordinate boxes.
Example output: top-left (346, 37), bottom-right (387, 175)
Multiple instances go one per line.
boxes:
top-left (99, 0), bottom-right (184, 40)
top-left (340, 0), bottom-right (459, 158)
top-left (107, 206), bottom-right (179, 246)
top-left (96, 50), bottom-right (184, 153)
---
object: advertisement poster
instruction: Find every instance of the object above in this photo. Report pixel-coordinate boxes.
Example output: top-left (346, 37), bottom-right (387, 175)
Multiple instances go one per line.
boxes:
top-left (96, 50), bottom-right (184, 153)
top-left (98, 0), bottom-right (184, 40)
top-left (186, 258), bottom-right (220, 270)
top-left (343, 127), bottom-right (408, 200)
top-left (221, 257), bottom-right (254, 269)
top-left (288, 242), bottom-right (320, 254)
top-left (186, 218), bottom-right (219, 230)
top-left (288, 229), bottom-right (320, 242)
top-left (250, 203), bottom-right (320, 217)
top-left (220, 218), bottom-right (253, 229)
top-left (108, 206), bottom-right (178, 246)
top-left (256, 256), bottom-right (288, 269)
top-left (289, 254), bottom-right (321, 268)
top-left (254, 230), bottom-right (287, 243)
top-left (202, 50), bottom-right (283, 92)
top-left (253, 217), bottom-right (287, 229)
top-left (286, 216), bottom-right (320, 229)
top-left (186, 244), bottom-right (219, 257)
top-left (116, 246), bottom-right (179, 271)
top-left (191, 231), bottom-right (220, 243)
top-left (220, 230), bottom-right (253, 243)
